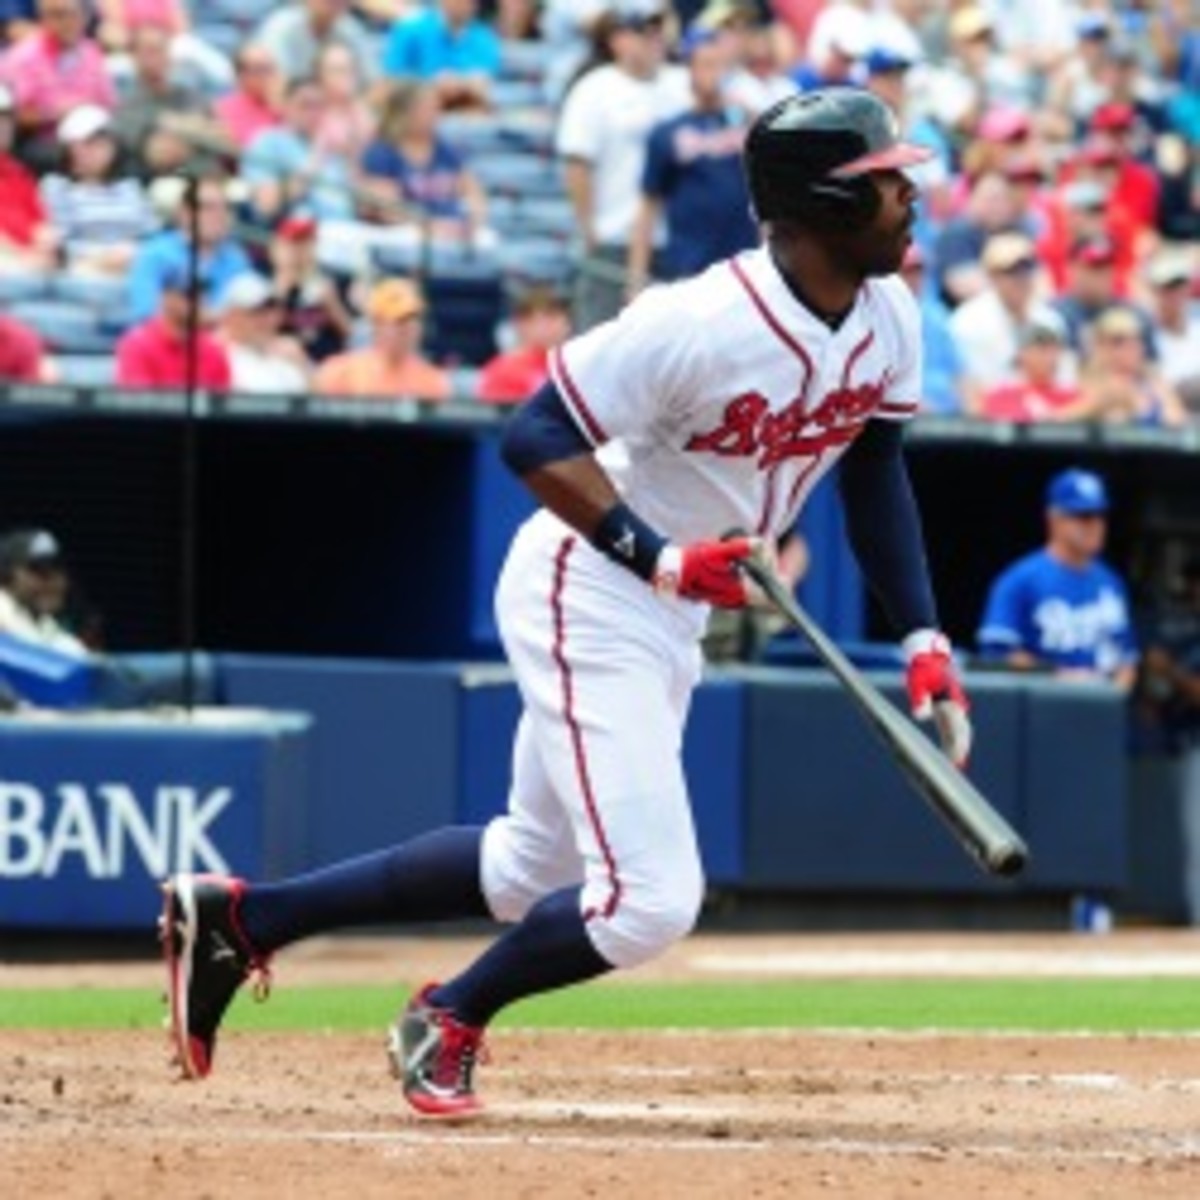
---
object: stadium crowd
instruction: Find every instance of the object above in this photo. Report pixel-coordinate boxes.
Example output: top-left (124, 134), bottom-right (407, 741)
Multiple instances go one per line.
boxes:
top-left (0, 0), bottom-right (1193, 417)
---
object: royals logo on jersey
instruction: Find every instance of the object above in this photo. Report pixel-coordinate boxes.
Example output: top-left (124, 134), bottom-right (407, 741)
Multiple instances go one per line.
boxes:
top-left (550, 246), bottom-right (921, 543)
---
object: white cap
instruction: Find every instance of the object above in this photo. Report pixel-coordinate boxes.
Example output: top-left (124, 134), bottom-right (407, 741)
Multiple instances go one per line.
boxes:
top-left (58, 104), bottom-right (111, 144)
top-left (220, 272), bottom-right (277, 312)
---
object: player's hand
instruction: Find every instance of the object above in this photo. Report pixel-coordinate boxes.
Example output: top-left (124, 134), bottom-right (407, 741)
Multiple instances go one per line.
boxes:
top-left (902, 629), bottom-right (973, 769)
top-left (654, 537), bottom-right (760, 609)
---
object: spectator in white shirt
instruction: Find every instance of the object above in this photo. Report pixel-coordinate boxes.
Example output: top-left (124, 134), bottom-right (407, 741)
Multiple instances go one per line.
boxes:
top-left (218, 272), bottom-right (312, 395)
top-left (556, 0), bottom-right (689, 330)
top-left (1144, 250), bottom-right (1200, 412)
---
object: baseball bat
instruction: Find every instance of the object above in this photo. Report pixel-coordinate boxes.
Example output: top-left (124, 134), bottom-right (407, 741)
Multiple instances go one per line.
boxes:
top-left (739, 547), bottom-right (1029, 878)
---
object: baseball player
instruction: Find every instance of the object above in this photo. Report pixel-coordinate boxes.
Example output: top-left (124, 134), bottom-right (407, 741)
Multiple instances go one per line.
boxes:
top-left (161, 88), bottom-right (972, 1118)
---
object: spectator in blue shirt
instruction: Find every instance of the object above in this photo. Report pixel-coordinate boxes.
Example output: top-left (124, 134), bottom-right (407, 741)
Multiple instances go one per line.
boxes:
top-left (127, 177), bottom-right (253, 324)
top-left (359, 79), bottom-right (488, 238)
top-left (898, 243), bottom-right (971, 416)
top-left (976, 468), bottom-right (1138, 690)
top-left (627, 27), bottom-right (757, 290)
top-left (382, 0), bottom-right (501, 111)
top-left (240, 76), bottom-right (356, 224)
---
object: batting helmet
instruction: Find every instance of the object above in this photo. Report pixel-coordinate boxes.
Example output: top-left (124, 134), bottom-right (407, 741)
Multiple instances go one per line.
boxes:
top-left (744, 88), bottom-right (934, 226)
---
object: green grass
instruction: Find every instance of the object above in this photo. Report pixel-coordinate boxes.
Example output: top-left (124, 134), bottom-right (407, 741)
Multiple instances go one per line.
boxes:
top-left (1, 978), bottom-right (1198, 1034)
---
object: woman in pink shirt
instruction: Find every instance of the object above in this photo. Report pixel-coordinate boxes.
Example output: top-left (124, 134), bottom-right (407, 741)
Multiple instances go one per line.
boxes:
top-left (312, 42), bottom-right (375, 167)
top-left (215, 45), bottom-right (284, 150)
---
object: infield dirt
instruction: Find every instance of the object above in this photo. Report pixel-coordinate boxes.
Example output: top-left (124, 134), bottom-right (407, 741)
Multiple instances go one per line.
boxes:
top-left (4, 931), bottom-right (1200, 1199)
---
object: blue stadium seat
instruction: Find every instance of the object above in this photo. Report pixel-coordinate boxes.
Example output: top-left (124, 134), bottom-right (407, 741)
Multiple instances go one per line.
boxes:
top-left (495, 237), bottom-right (574, 287)
top-left (490, 79), bottom-right (545, 110)
top-left (51, 273), bottom-right (128, 310)
top-left (0, 272), bottom-right (52, 304)
top-left (498, 39), bottom-right (557, 83)
top-left (194, 21), bottom-right (244, 59)
top-left (440, 113), bottom-right (511, 157)
top-left (55, 354), bottom-right (117, 388)
top-left (9, 300), bottom-right (116, 354)
top-left (471, 152), bottom-right (563, 199)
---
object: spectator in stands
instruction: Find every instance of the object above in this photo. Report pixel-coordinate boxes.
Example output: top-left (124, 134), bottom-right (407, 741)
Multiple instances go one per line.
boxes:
top-left (255, 0), bottom-right (379, 87)
top-left (116, 259), bottom-right (233, 389)
top-left (0, 1), bottom-right (36, 47)
top-left (1068, 305), bottom-right (1189, 428)
top-left (790, 15), bottom-right (864, 92)
top-left (930, 172), bottom-right (1026, 306)
top-left (0, 528), bottom-right (88, 657)
top-left (218, 272), bottom-right (312, 395)
top-left (1143, 249), bottom-right (1200, 411)
top-left (976, 467), bottom-right (1138, 690)
top-left (313, 276), bottom-right (451, 399)
top-left (111, 24), bottom-right (229, 183)
top-left (215, 44), bottom-right (284, 151)
top-left (40, 105), bottom-right (158, 280)
top-left (898, 243), bottom-right (971, 417)
top-left (1046, 13), bottom-right (1116, 126)
top-left (127, 176), bottom-right (253, 324)
top-left (940, 5), bottom-right (1031, 112)
top-left (948, 231), bottom-right (1045, 393)
top-left (493, 0), bottom-right (541, 42)
top-left (382, 0), bottom-right (501, 112)
top-left (0, 526), bottom-right (217, 708)
top-left (477, 284), bottom-right (571, 404)
top-left (1037, 178), bottom-right (1115, 298)
top-left (0, 312), bottom-right (54, 382)
top-left (978, 309), bottom-right (1080, 424)
top-left (627, 27), bottom-right (756, 293)
top-left (268, 213), bottom-right (354, 362)
top-left (241, 76), bottom-right (357, 225)
top-left (0, 0), bottom-right (116, 171)
top-left (720, 14), bottom-right (794, 116)
top-left (1087, 101), bottom-right (1162, 235)
top-left (0, 83), bottom-right (54, 275)
top-left (359, 79), bottom-right (489, 241)
top-left (1059, 137), bottom-right (1142, 294)
top-left (556, 0), bottom-right (689, 330)
top-left (95, 0), bottom-right (233, 93)
top-left (1047, 235), bottom-right (1151, 355)
top-left (540, 0), bottom-right (607, 103)
top-left (313, 41), bottom-right (376, 165)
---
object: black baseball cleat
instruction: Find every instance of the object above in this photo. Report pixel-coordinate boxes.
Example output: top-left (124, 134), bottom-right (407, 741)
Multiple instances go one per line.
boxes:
top-left (387, 983), bottom-right (488, 1118)
top-left (159, 873), bottom-right (272, 1080)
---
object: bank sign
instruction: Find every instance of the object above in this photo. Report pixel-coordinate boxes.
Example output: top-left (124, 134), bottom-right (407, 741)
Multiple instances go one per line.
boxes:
top-left (0, 726), bottom-right (276, 930)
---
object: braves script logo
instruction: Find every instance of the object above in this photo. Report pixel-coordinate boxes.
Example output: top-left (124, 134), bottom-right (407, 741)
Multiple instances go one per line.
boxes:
top-left (685, 379), bottom-right (888, 468)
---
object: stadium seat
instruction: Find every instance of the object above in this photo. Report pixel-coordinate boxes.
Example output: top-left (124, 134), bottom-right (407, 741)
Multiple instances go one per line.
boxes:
top-left (439, 113), bottom-right (511, 157)
top-left (490, 79), bottom-right (545, 110)
top-left (55, 355), bottom-right (117, 389)
top-left (51, 274), bottom-right (128, 311)
top-left (0, 272), bottom-right (52, 304)
top-left (495, 238), bottom-right (574, 287)
top-left (498, 39), bottom-right (557, 83)
top-left (470, 152), bottom-right (563, 199)
top-left (8, 300), bottom-right (115, 354)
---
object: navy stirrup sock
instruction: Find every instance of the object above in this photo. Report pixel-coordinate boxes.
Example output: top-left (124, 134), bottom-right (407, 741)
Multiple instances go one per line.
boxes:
top-left (239, 826), bottom-right (487, 954)
top-left (431, 885), bottom-right (612, 1028)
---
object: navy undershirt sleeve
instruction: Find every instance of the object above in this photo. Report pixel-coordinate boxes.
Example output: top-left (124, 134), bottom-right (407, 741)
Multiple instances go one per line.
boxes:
top-left (499, 380), bottom-right (591, 476)
top-left (837, 418), bottom-right (938, 636)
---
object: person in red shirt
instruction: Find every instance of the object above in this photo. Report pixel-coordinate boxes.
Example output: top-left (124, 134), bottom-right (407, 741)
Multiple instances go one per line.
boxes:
top-left (0, 83), bottom-right (53, 271)
top-left (0, 313), bottom-right (52, 383)
top-left (477, 285), bottom-right (571, 405)
top-left (1088, 101), bottom-right (1161, 233)
top-left (980, 310), bottom-right (1080, 423)
top-left (115, 262), bottom-right (232, 390)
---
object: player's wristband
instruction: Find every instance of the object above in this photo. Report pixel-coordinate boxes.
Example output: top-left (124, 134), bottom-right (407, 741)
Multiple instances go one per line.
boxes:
top-left (591, 501), bottom-right (668, 583)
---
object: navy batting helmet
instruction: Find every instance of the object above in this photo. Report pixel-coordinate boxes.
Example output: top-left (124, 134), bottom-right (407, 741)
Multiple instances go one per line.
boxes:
top-left (743, 88), bottom-right (934, 226)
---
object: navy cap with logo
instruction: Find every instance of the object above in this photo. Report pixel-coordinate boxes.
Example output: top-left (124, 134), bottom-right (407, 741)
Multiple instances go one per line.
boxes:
top-left (0, 528), bottom-right (65, 578)
top-left (1045, 468), bottom-right (1109, 515)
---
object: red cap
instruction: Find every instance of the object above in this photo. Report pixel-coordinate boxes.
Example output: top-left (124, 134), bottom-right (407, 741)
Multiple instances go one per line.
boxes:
top-left (1090, 102), bottom-right (1134, 133)
top-left (276, 215), bottom-right (318, 241)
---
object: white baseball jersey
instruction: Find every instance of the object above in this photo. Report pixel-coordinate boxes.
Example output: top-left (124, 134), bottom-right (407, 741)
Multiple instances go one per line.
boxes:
top-left (481, 246), bottom-right (924, 971)
top-left (549, 245), bottom-right (922, 546)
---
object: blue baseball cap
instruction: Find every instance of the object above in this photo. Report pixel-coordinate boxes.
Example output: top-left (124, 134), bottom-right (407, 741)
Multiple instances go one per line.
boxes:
top-left (864, 47), bottom-right (914, 75)
top-left (1046, 468), bottom-right (1109, 514)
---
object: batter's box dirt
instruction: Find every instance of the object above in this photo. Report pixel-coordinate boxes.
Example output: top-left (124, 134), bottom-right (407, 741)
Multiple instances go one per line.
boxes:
top-left (3, 1028), bottom-right (1200, 1198)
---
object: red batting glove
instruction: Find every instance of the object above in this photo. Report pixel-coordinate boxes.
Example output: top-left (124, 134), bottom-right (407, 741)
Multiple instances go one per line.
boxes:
top-left (654, 538), bottom-right (757, 609)
top-left (903, 629), bottom-right (973, 768)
